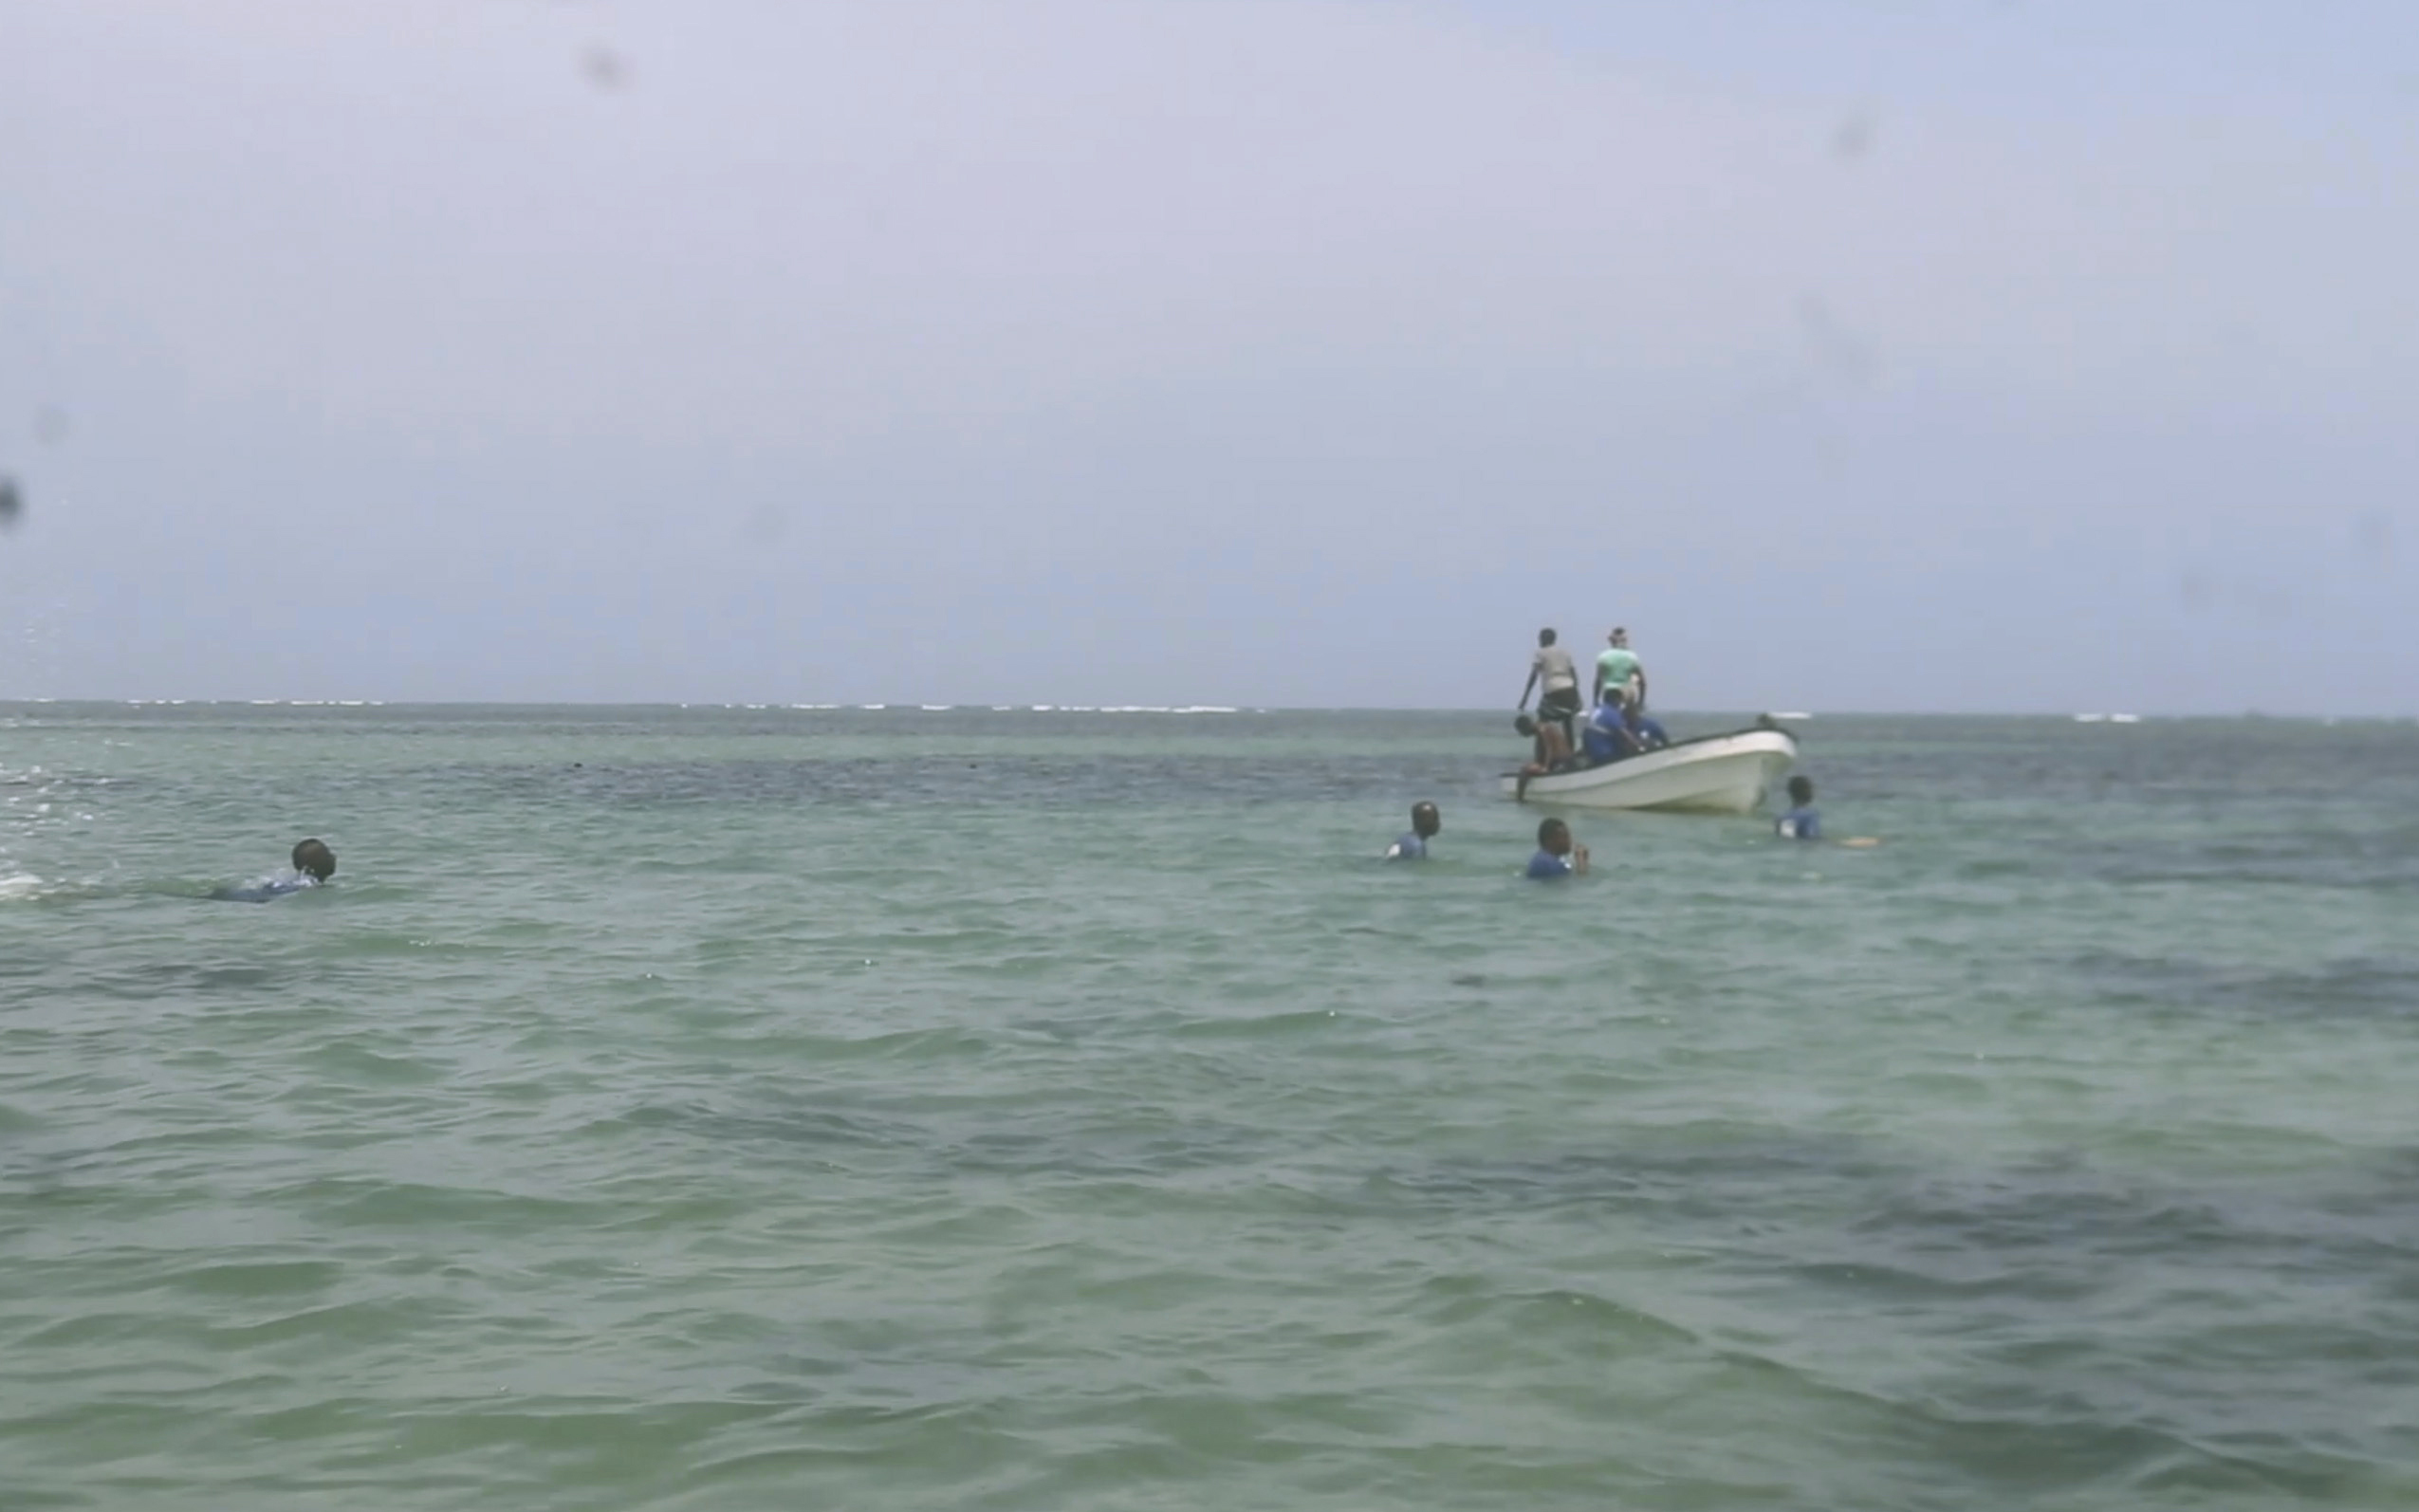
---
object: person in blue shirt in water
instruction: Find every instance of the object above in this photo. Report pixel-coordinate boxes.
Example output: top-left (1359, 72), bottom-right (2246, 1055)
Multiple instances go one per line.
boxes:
top-left (1525, 817), bottom-right (1589, 879)
top-left (213, 838), bottom-right (336, 902)
top-left (1776, 776), bottom-right (1821, 840)
top-left (1386, 802), bottom-right (1441, 859)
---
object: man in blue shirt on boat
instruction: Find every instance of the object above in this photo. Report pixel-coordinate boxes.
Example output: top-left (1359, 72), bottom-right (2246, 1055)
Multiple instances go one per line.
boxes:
top-left (1579, 689), bottom-right (1671, 766)
top-left (1580, 698), bottom-right (1645, 765)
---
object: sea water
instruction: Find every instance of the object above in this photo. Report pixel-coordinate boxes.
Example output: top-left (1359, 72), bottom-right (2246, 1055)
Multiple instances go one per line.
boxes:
top-left (2, 705), bottom-right (2414, 1510)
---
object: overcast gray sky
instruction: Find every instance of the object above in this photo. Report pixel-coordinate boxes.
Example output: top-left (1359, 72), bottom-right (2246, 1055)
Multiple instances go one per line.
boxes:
top-left (4, 1), bottom-right (2413, 712)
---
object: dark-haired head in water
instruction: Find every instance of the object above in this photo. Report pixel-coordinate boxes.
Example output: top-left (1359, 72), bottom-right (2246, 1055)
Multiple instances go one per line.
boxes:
top-left (292, 839), bottom-right (336, 880)
top-left (1778, 776), bottom-right (1820, 840)
top-left (212, 839), bottom-right (337, 902)
top-left (1526, 817), bottom-right (1589, 878)
top-left (1387, 802), bottom-right (1442, 859)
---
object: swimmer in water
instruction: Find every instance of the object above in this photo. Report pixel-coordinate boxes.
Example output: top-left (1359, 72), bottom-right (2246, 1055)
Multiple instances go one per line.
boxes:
top-left (1524, 816), bottom-right (1588, 879)
top-left (1775, 778), bottom-right (1881, 848)
top-left (1776, 776), bottom-right (1821, 839)
top-left (1386, 801), bottom-right (1442, 859)
top-left (212, 838), bottom-right (337, 902)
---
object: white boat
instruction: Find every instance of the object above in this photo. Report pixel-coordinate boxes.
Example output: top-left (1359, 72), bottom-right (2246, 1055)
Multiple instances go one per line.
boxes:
top-left (1500, 727), bottom-right (1799, 814)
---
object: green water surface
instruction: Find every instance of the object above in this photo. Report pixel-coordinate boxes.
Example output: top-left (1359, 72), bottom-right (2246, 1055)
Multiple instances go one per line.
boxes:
top-left (3, 706), bottom-right (2414, 1509)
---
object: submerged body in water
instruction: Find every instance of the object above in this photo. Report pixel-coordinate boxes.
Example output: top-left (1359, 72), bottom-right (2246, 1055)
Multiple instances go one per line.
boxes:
top-left (211, 837), bottom-right (336, 902)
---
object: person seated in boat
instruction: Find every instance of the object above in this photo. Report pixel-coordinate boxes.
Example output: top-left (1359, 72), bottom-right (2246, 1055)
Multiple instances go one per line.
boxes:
top-left (213, 838), bottom-right (337, 902)
top-left (1518, 628), bottom-right (1582, 749)
top-left (1525, 817), bottom-right (1589, 879)
top-left (1776, 777), bottom-right (1820, 840)
top-left (1387, 802), bottom-right (1442, 859)
top-left (1580, 697), bottom-right (1646, 765)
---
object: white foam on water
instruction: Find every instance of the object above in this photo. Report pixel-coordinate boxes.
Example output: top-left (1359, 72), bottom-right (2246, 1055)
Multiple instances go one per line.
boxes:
top-left (919, 705), bottom-right (952, 711)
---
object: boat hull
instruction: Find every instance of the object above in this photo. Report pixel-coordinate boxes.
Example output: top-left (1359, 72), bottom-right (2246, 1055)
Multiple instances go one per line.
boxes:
top-left (1500, 728), bottom-right (1798, 814)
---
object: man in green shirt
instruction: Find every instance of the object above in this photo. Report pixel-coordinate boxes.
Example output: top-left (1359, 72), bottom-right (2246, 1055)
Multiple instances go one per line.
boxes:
top-left (1594, 626), bottom-right (1645, 710)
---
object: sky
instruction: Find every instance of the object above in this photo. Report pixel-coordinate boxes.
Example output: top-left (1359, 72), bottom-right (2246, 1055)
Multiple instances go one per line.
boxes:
top-left (2, 0), bottom-right (2414, 713)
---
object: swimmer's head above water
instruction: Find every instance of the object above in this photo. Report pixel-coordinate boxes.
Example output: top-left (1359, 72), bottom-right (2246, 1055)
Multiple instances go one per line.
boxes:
top-left (291, 839), bottom-right (336, 881)
top-left (1410, 802), bottom-right (1441, 839)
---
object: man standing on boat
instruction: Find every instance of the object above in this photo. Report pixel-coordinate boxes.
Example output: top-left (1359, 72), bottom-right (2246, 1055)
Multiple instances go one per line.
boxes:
top-left (1518, 628), bottom-right (1582, 749)
top-left (1594, 626), bottom-right (1647, 712)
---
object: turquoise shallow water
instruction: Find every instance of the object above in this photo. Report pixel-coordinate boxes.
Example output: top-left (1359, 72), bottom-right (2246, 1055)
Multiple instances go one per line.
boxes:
top-left (3, 705), bottom-right (2415, 1509)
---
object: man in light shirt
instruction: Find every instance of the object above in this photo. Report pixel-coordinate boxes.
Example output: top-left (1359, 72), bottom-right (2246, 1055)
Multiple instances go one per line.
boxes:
top-left (1518, 628), bottom-right (1582, 749)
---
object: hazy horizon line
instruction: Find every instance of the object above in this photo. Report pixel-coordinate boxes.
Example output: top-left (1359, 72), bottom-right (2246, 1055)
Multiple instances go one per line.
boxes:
top-left (3, 699), bottom-right (2409, 723)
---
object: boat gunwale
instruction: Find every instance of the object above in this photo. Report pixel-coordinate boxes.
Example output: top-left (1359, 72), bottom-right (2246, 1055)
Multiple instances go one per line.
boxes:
top-left (1495, 726), bottom-right (1798, 784)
